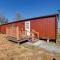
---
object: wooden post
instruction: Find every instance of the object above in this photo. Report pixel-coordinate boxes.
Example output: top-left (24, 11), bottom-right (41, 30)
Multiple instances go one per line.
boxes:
top-left (6, 27), bottom-right (8, 37)
top-left (9, 27), bottom-right (12, 36)
top-left (31, 33), bottom-right (35, 42)
top-left (10, 26), bottom-right (14, 37)
top-left (19, 30), bottom-right (21, 37)
top-left (16, 26), bottom-right (19, 40)
top-left (47, 38), bottom-right (49, 43)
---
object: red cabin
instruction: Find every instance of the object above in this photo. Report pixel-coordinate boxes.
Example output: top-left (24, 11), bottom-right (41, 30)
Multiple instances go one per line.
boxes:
top-left (0, 14), bottom-right (58, 42)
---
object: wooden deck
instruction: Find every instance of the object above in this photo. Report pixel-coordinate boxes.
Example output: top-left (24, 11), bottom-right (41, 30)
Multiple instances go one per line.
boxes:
top-left (6, 36), bottom-right (32, 44)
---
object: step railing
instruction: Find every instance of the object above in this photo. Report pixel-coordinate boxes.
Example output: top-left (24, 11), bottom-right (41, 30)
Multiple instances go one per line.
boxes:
top-left (19, 29), bottom-right (39, 42)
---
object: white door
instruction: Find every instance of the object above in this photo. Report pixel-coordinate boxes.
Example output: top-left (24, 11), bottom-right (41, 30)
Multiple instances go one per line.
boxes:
top-left (25, 21), bottom-right (30, 36)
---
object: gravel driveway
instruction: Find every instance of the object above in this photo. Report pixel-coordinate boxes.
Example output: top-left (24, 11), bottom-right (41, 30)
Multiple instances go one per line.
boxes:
top-left (25, 40), bottom-right (60, 53)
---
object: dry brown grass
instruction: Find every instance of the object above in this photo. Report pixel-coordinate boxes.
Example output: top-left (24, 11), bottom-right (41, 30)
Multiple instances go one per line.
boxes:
top-left (0, 34), bottom-right (60, 60)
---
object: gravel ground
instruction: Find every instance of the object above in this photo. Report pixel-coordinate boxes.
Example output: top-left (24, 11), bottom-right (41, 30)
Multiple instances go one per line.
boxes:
top-left (25, 40), bottom-right (60, 53)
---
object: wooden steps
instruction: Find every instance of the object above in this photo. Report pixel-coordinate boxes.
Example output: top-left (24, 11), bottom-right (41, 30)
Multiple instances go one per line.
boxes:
top-left (6, 36), bottom-right (32, 44)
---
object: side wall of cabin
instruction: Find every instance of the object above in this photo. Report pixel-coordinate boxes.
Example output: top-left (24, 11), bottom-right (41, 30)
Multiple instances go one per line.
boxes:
top-left (0, 15), bottom-right (57, 42)
top-left (30, 16), bottom-right (57, 42)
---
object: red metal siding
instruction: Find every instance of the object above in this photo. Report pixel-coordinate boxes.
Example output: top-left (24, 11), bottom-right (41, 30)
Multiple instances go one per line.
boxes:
top-left (0, 21), bottom-right (25, 34)
top-left (11, 21), bottom-right (25, 31)
top-left (30, 16), bottom-right (56, 40)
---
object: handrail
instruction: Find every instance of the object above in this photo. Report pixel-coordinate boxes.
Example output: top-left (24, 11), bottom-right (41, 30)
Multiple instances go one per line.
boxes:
top-left (20, 29), bottom-right (39, 39)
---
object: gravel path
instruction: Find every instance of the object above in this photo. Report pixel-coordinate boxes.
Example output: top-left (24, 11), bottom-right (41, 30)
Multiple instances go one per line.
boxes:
top-left (25, 40), bottom-right (60, 53)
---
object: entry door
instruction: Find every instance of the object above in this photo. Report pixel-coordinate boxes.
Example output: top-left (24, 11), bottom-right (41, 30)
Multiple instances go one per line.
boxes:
top-left (25, 21), bottom-right (30, 36)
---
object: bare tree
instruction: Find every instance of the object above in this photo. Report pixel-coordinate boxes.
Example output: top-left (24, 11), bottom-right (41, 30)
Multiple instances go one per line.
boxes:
top-left (0, 15), bottom-right (8, 25)
top-left (57, 9), bottom-right (60, 14)
top-left (15, 12), bottom-right (23, 21)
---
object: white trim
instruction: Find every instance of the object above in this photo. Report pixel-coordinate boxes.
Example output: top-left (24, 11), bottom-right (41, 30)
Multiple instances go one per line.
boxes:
top-left (25, 21), bottom-right (30, 36)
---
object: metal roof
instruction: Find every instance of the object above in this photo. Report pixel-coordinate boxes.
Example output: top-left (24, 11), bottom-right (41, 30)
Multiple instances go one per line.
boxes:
top-left (0, 13), bottom-right (58, 26)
